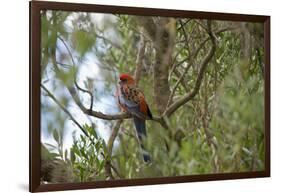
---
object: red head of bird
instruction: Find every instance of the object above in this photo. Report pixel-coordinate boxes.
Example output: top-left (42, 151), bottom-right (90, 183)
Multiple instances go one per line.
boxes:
top-left (119, 73), bottom-right (135, 85)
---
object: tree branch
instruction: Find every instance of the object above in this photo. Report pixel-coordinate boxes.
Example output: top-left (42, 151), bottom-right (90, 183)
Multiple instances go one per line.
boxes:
top-left (66, 85), bottom-right (132, 120)
top-left (105, 120), bottom-right (123, 180)
top-left (58, 35), bottom-right (95, 110)
top-left (168, 25), bottom-right (233, 100)
top-left (56, 70), bottom-right (162, 122)
top-left (58, 36), bottom-right (76, 66)
top-left (74, 80), bottom-right (94, 111)
top-left (41, 84), bottom-right (93, 143)
top-left (53, 30), bottom-right (165, 124)
top-left (164, 21), bottom-right (217, 117)
top-left (95, 31), bottom-right (123, 50)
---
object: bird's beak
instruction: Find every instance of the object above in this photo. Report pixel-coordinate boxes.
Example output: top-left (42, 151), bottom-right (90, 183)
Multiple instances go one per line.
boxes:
top-left (118, 81), bottom-right (122, 84)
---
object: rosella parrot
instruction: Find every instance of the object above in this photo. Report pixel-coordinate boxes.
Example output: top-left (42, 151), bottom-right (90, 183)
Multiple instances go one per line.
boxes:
top-left (116, 73), bottom-right (153, 162)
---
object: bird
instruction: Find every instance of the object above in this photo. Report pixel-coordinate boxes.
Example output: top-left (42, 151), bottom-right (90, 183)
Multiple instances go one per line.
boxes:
top-left (116, 73), bottom-right (153, 163)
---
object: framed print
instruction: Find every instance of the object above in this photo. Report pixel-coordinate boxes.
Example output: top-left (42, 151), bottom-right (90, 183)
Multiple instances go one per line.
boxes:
top-left (29, 1), bottom-right (270, 192)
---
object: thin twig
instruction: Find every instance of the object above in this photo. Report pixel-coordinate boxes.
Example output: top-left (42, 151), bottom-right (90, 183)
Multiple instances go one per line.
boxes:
top-left (58, 36), bottom-right (76, 66)
top-left (58, 35), bottom-right (95, 110)
top-left (194, 20), bottom-right (208, 31)
top-left (169, 56), bottom-right (188, 80)
top-left (179, 20), bottom-right (189, 46)
top-left (170, 47), bottom-right (185, 70)
top-left (95, 31), bottom-right (122, 50)
top-left (173, 68), bottom-right (189, 92)
top-left (134, 33), bottom-right (146, 86)
top-left (176, 18), bottom-right (191, 31)
top-left (166, 62), bottom-right (193, 108)
top-left (168, 20), bottom-right (191, 80)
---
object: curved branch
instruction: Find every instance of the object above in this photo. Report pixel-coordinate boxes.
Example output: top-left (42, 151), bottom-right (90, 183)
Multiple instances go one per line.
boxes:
top-left (168, 26), bottom-right (233, 108)
top-left (164, 21), bottom-right (217, 117)
top-left (66, 82), bottom-right (163, 123)
top-left (66, 85), bottom-right (131, 120)
top-left (74, 80), bottom-right (94, 111)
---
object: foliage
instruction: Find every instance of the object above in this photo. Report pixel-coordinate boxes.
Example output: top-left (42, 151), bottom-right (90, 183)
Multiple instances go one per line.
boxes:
top-left (40, 10), bottom-right (265, 183)
top-left (70, 124), bottom-right (108, 181)
top-left (41, 124), bottom-right (108, 182)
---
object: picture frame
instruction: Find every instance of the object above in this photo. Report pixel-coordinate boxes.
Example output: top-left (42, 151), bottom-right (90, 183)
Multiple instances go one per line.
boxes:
top-left (30, 1), bottom-right (270, 192)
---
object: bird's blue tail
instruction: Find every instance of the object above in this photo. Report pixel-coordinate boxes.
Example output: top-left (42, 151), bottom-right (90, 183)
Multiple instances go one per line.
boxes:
top-left (133, 117), bottom-right (151, 163)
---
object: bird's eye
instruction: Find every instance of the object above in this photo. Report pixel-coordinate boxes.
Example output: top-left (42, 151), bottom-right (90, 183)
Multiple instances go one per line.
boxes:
top-left (120, 78), bottom-right (126, 82)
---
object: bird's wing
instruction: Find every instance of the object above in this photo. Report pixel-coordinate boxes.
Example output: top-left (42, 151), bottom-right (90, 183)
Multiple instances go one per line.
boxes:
top-left (119, 86), bottom-right (148, 119)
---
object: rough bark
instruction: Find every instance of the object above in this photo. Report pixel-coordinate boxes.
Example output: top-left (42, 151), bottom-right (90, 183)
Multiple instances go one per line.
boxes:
top-left (138, 17), bottom-right (176, 114)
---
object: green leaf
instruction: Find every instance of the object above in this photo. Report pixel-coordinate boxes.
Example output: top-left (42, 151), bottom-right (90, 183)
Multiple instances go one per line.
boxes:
top-left (101, 139), bottom-right (108, 155)
top-left (80, 135), bottom-right (86, 145)
top-left (84, 124), bottom-right (98, 139)
top-left (80, 148), bottom-right (88, 160)
top-left (98, 160), bottom-right (105, 172)
top-left (44, 143), bottom-right (57, 150)
top-left (94, 141), bottom-right (101, 151)
top-left (70, 150), bottom-right (76, 163)
top-left (53, 129), bottom-right (59, 143)
top-left (72, 146), bottom-right (80, 156)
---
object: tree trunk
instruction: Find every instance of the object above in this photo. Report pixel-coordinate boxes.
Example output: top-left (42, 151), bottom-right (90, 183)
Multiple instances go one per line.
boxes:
top-left (137, 17), bottom-right (176, 114)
